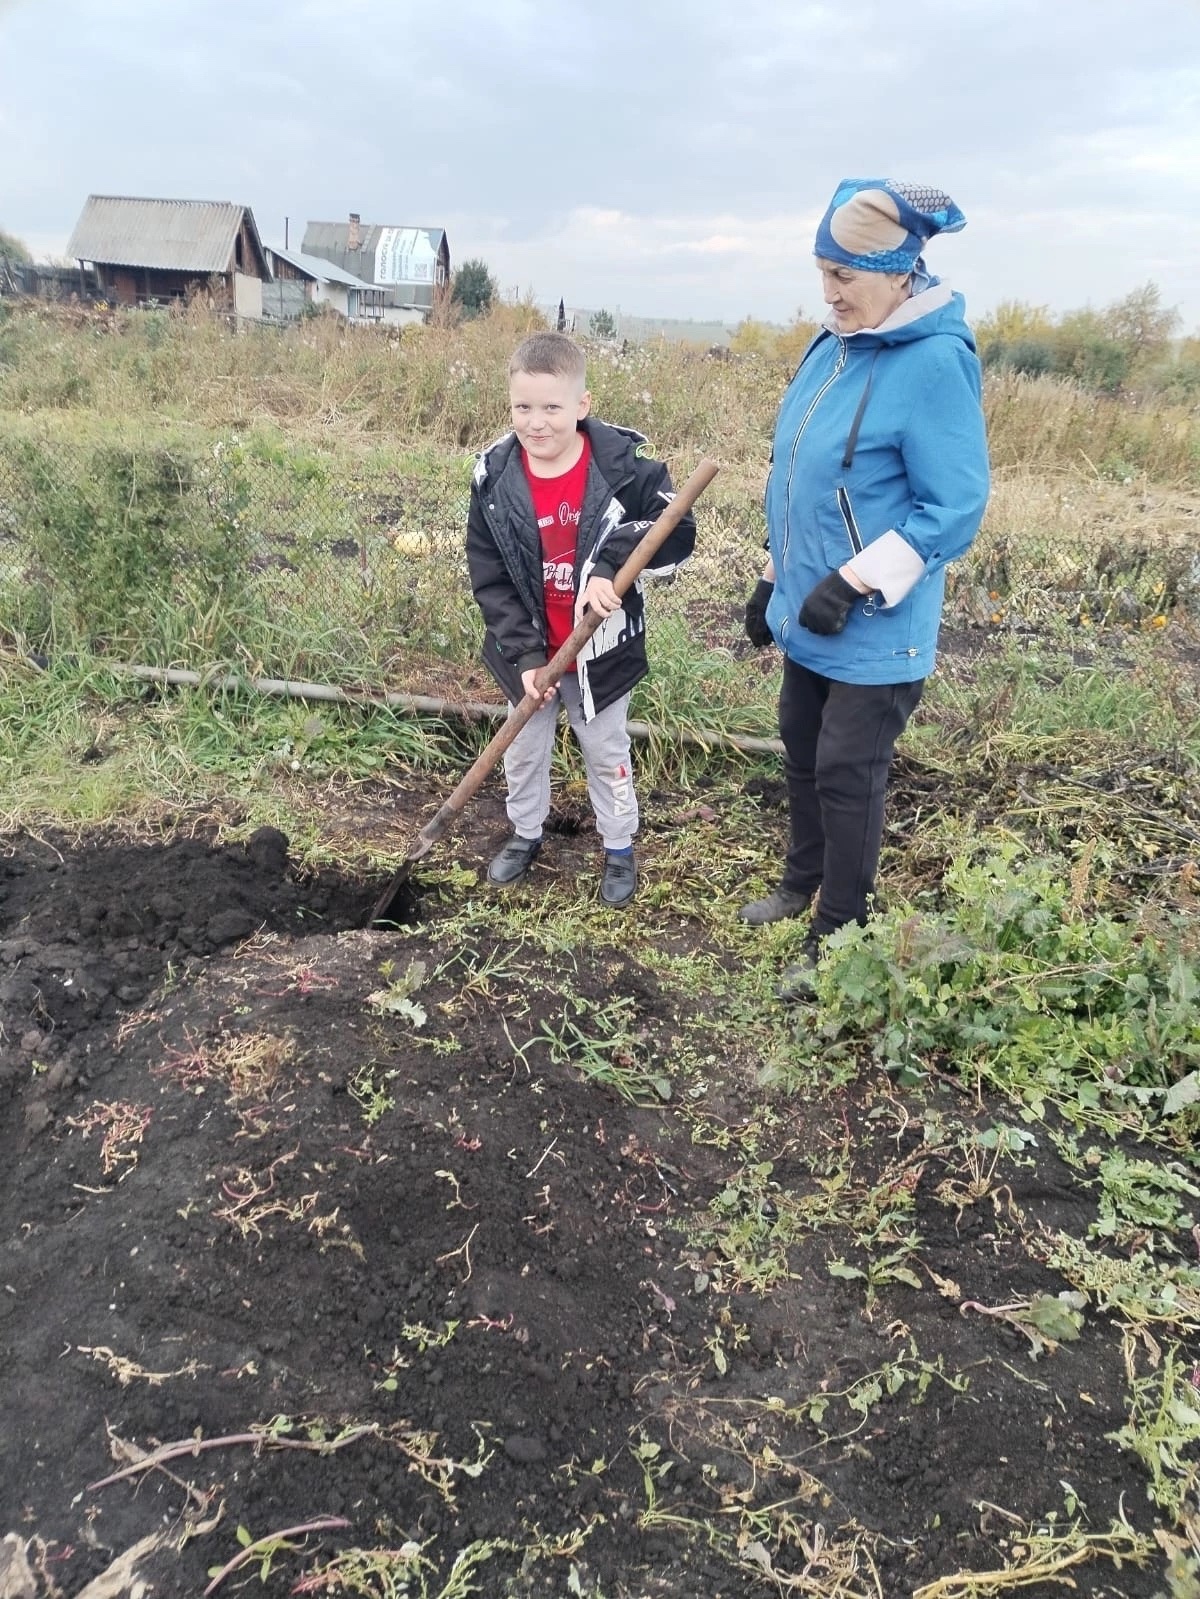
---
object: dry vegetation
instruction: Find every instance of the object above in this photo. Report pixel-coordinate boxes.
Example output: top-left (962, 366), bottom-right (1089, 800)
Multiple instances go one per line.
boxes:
top-left (1, 296), bottom-right (1197, 484)
top-left (2, 294), bottom-right (1198, 725)
top-left (2, 297), bottom-right (1198, 665)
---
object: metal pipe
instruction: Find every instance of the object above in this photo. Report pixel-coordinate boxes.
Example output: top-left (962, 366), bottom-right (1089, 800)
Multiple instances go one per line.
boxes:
top-left (116, 663), bottom-right (785, 756)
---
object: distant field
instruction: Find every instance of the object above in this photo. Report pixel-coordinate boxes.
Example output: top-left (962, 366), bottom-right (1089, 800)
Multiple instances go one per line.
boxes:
top-left (0, 297), bottom-right (1197, 705)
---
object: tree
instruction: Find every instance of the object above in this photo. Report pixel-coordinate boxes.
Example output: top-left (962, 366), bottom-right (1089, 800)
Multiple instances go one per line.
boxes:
top-left (973, 299), bottom-right (1054, 360)
top-left (589, 308), bottom-right (617, 340)
top-left (728, 317), bottom-right (775, 356)
top-left (1055, 308), bottom-right (1130, 393)
top-left (988, 337), bottom-right (1056, 377)
top-left (1101, 282), bottom-right (1180, 363)
top-left (450, 258), bottom-right (499, 319)
top-left (728, 312), bottom-right (818, 362)
top-left (0, 228), bottom-right (30, 264)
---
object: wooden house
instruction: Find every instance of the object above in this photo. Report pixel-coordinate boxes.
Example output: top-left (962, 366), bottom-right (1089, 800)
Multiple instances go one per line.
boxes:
top-left (66, 196), bottom-right (271, 315)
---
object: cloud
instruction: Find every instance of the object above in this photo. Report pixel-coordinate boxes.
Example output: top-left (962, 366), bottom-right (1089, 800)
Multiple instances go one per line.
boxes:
top-left (454, 206), bottom-right (823, 321)
top-left (1, 0), bottom-right (1198, 326)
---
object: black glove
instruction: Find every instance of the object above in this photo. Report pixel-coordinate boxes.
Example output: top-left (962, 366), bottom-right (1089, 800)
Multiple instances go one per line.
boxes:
top-left (799, 571), bottom-right (861, 635)
top-left (743, 578), bottom-right (774, 647)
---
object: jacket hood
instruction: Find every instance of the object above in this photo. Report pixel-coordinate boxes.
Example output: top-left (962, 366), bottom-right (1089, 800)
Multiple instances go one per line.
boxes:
top-left (821, 281), bottom-right (977, 354)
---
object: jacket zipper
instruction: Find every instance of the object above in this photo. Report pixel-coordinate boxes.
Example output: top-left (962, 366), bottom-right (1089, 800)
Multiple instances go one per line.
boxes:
top-left (782, 340), bottom-right (846, 564)
top-left (835, 484), bottom-right (878, 615)
top-left (836, 485), bottom-right (864, 555)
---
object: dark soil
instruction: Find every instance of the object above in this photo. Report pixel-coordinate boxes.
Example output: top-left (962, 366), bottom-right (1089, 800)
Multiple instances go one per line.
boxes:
top-left (0, 785), bottom-right (1182, 1598)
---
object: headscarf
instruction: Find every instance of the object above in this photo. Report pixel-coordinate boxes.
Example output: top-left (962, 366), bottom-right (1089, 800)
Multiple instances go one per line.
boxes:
top-left (815, 179), bottom-right (965, 274)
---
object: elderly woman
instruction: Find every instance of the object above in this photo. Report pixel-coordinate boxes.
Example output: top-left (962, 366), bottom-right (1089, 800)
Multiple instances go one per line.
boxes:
top-left (741, 179), bottom-right (990, 999)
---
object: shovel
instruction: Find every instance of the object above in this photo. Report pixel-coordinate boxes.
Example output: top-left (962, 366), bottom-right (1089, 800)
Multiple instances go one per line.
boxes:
top-left (369, 456), bottom-right (720, 924)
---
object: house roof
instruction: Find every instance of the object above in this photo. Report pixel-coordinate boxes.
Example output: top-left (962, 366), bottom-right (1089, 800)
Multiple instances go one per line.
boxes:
top-left (264, 243), bottom-right (380, 291)
top-left (67, 196), bottom-right (269, 275)
top-left (301, 221), bottom-right (447, 306)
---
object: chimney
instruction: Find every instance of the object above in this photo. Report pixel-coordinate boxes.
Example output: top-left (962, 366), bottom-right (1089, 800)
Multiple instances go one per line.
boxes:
top-left (348, 213), bottom-right (362, 251)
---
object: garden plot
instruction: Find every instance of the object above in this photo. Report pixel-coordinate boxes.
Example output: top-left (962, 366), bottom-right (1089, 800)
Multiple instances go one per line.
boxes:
top-left (0, 777), bottom-right (1192, 1599)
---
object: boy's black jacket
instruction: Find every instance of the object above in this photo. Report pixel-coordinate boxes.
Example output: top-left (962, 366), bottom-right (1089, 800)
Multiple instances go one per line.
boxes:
top-left (466, 417), bottom-right (696, 718)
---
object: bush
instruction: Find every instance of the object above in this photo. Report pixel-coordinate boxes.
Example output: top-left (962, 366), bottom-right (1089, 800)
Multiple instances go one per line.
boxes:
top-left (0, 228), bottom-right (30, 263)
top-left (5, 438), bottom-right (254, 653)
top-left (810, 845), bottom-right (1200, 1123)
top-left (986, 337), bottom-right (1055, 377)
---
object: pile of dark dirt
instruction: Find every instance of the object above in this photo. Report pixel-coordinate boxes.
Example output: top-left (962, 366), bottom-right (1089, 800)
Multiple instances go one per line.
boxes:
top-left (0, 807), bottom-right (1176, 1597)
top-left (0, 825), bottom-right (364, 1136)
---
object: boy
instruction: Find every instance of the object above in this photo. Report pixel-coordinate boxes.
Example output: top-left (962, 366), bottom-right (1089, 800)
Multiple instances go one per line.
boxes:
top-left (466, 332), bottom-right (695, 905)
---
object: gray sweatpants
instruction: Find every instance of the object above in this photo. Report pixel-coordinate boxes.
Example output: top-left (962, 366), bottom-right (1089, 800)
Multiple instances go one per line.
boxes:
top-left (502, 674), bottom-right (638, 850)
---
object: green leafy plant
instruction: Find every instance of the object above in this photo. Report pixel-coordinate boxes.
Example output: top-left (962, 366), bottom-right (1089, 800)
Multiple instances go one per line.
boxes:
top-left (8, 436), bottom-right (254, 654)
top-left (294, 1535), bottom-right (517, 1597)
top-left (1041, 1230), bottom-right (1200, 1333)
top-left (806, 845), bottom-right (1200, 1125)
top-left (208, 1517), bottom-right (349, 1592)
top-left (535, 993), bottom-right (670, 1104)
top-left (687, 1161), bottom-right (795, 1292)
top-left (786, 1349), bottom-right (967, 1443)
top-left (347, 1060), bottom-right (396, 1126)
top-left (959, 1291), bottom-right (1087, 1360)
top-left (1090, 1148), bottom-right (1199, 1247)
top-left (1109, 1346), bottom-right (1200, 1526)
top-left (367, 958), bottom-right (428, 1026)
top-left (703, 1309), bottom-right (750, 1376)
top-left (827, 1239), bottom-right (923, 1302)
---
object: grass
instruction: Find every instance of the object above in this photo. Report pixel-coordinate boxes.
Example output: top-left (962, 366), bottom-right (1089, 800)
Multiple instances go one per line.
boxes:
top-left (1, 330), bottom-right (1197, 868)
top-left (923, 632), bottom-right (1200, 755)
top-left (0, 657), bottom-right (457, 834)
top-left (3, 301), bottom-right (1200, 709)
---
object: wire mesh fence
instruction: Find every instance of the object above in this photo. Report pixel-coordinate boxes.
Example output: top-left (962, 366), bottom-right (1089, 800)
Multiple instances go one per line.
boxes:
top-left (1, 430), bottom-right (1197, 728)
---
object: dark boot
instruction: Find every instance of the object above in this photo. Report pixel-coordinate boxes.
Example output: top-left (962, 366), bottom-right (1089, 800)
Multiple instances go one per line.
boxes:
top-left (601, 849), bottom-right (637, 907)
top-left (776, 930), bottom-right (824, 1003)
top-left (737, 887), bottom-right (813, 925)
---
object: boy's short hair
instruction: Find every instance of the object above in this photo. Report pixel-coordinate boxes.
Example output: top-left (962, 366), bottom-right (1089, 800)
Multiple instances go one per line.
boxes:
top-left (508, 332), bottom-right (587, 388)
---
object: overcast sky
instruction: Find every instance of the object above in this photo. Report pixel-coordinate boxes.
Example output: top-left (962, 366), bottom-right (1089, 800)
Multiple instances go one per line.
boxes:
top-left (2, 0), bottom-right (1199, 331)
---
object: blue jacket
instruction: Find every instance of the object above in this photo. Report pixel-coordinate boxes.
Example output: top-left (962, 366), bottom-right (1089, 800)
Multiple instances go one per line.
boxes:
top-left (765, 283), bottom-right (989, 683)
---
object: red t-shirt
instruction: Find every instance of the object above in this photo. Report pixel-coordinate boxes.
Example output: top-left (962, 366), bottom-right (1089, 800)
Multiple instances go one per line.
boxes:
top-left (522, 434), bottom-right (591, 663)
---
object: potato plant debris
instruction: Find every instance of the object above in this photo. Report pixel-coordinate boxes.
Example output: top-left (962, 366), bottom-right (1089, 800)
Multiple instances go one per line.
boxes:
top-left (0, 788), bottom-right (1188, 1598)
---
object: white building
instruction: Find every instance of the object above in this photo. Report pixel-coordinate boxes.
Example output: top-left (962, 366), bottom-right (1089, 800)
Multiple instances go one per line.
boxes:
top-left (262, 244), bottom-right (385, 323)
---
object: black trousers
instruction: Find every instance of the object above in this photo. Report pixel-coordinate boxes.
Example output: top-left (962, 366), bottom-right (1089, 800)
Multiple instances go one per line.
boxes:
top-left (778, 658), bottom-right (924, 936)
